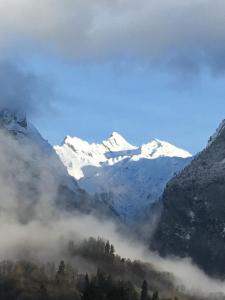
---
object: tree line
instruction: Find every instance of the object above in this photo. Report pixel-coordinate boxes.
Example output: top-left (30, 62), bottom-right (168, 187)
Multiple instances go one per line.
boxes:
top-left (0, 238), bottom-right (198, 300)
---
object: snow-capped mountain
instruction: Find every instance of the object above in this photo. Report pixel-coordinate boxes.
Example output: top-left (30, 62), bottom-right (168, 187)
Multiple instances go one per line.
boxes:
top-left (55, 132), bottom-right (192, 222)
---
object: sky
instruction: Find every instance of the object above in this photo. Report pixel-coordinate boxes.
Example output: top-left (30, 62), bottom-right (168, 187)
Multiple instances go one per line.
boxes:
top-left (0, 0), bottom-right (225, 154)
top-left (28, 56), bottom-right (225, 154)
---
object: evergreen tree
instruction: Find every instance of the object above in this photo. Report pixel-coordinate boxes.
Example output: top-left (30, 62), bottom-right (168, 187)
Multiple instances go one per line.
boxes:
top-left (140, 280), bottom-right (148, 300)
top-left (84, 273), bottom-right (89, 288)
top-left (152, 291), bottom-right (159, 300)
top-left (97, 268), bottom-right (107, 286)
top-left (56, 260), bottom-right (66, 285)
top-left (110, 244), bottom-right (115, 257)
top-left (38, 282), bottom-right (48, 300)
top-left (57, 260), bottom-right (65, 275)
top-left (105, 241), bottom-right (110, 256)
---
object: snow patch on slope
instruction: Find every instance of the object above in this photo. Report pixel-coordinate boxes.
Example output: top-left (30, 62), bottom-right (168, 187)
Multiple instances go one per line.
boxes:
top-left (133, 139), bottom-right (191, 161)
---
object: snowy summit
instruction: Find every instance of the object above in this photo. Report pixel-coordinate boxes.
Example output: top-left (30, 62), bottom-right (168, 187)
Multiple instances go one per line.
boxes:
top-left (54, 132), bottom-right (192, 221)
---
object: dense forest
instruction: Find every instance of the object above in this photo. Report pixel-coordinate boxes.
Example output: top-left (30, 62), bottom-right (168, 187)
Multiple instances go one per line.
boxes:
top-left (0, 237), bottom-right (210, 300)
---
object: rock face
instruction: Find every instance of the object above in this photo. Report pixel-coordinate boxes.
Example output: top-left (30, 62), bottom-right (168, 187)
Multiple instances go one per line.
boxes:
top-left (151, 120), bottom-right (225, 278)
top-left (55, 133), bottom-right (192, 222)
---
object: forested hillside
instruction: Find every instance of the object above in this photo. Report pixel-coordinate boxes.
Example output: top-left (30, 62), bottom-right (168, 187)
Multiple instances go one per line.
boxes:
top-left (0, 238), bottom-right (209, 300)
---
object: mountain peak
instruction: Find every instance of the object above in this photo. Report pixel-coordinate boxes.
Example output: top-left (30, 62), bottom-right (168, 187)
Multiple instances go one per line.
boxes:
top-left (111, 131), bottom-right (122, 138)
top-left (140, 139), bottom-right (192, 159)
top-left (109, 131), bottom-right (129, 143)
top-left (102, 132), bottom-right (137, 152)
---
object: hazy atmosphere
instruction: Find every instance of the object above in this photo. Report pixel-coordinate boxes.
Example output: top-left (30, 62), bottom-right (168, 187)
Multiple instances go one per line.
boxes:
top-left (0, 1), bottom-right (225, 300)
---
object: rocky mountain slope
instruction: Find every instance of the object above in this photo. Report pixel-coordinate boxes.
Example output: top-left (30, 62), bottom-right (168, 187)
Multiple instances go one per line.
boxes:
top-left (55, 132), bottom-right (192, 222)
top-left (0, 109), bottom-right (116, 221)
top-left (151, 119), bottom-right (225, 278)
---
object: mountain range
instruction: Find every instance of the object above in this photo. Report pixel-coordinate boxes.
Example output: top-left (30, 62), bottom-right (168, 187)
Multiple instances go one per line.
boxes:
top-left (4, 108), bottom-right (225, 279)
top-left (54, 132), bottom-right (192, 222)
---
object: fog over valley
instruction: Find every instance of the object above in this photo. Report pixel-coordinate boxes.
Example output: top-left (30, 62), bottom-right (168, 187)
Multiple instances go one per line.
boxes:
top-left (0, 1), bottom-right (225, 300)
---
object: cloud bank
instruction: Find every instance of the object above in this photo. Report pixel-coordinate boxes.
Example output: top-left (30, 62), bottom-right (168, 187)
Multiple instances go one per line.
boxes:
top-left (0, 0), bottom-right (225, 73)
